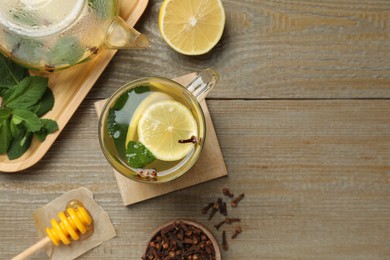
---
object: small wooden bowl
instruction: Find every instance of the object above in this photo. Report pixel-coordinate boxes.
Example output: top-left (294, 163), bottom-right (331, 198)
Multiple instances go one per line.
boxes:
top-left (143, 219), bottom-right (221, 260)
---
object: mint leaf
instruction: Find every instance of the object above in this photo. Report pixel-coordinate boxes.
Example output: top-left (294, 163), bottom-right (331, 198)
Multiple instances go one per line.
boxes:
top-left (42, 119), bottom-right (59, 133)
top-left (0, 88), bottom-right (7, 96)
top-left (12, 9), bottom-right (39, 26)
top-left (12, 109), bottom-right (42, 132)
top-left (113, 90), bottom-right (131, 110)
top-left (10, 120), bottom-right (25, 139)
top-left (48, 36), bottom-right (84, 65)
top-left (11, 38), bottom-right (45, 65)
top-left (107, 109), bottom-right (118, 137)
top-left (0, 119), bottom-right (13, 154)
top-left (3, 77), bottom-right (31, 104)
top-left (126, 141), bottom-right (155, 168)
top-left (7, 132), bottom-right (32, 160)
top-left (88, 0), bottom-right (115, 19)
top-left (0, 54), bottom-right (28, 89)
top-left (4, 76), bottom-right (48, 109)
top-left (34, 131), bottom-right (45, 142)
top-left (0, 108), bottom-right (11, 123)
top-left (12, 116), bottom-right (23, 125)
top-left (28, 88), bottom-right (54, 117)
top-left (34, 119), bottom-right (58, 142)
top-left (134, 86), bottom-right (150, 94)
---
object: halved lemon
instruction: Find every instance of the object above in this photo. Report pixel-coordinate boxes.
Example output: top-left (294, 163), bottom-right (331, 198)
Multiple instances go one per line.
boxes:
top-left (158, 0), bottom-right (226, 55)
top-left (137, 100), bottom-right (197, 161)
top-left (125, 91), bottom-right (173, 147)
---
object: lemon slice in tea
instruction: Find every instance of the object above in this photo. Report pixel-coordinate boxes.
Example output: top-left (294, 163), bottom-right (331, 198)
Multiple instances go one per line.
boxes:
top-left (125, 92), bottom-right (173, 147)
top-left (158, 0), bottom-right (226, 55)
top-left (138, 100), bottom-right (197, 161)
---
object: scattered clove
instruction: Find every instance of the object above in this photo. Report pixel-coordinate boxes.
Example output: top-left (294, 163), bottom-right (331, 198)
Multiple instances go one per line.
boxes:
top-left (217, 198), bottom-right (223, 215)
top-left (225, 218), bottom-right (241, 224)
top-left (208, 201), bottom-right (219, 220)
top-left (201, 202), bottom-right (214, 215)
top-left (231, 226), bottom-right (242, 239)
top-left (221, 202), bottom-right (227, 216)
top-left (214, 220), bottom-right (226, 230)
top-left (222, 188), bottom-right (234, 198)
top-left (222, 231), bottom-right (228, 251)
top-left (199, 190), bottom-right (246, 252)
top-left (231, 193), bottom-right (245, 207)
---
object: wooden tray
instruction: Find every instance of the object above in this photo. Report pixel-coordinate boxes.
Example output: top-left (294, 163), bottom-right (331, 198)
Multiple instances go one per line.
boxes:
top-left (0, 0), bottom-right (149, 172)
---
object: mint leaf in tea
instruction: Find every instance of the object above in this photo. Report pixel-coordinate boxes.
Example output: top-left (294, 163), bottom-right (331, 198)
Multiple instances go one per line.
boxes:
top-left (0, 54), bottom-right (58, 160)
top-left (126, 141), bottom-right (155, 168)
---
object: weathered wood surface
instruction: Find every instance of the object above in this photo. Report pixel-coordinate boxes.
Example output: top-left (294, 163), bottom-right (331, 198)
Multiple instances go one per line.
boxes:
top-left (1, 100), bottom-right (389, 259)
top-left (1, 0), bottom-right (390, 259)
top-left (91, 0), bottom-right (390, 99)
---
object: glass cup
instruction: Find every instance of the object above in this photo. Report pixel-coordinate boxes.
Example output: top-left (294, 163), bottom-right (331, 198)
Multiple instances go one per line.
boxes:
top-left (98, 68), bottom-right (219, 183)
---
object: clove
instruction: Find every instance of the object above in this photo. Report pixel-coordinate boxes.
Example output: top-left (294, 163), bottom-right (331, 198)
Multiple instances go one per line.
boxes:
top-left (221, 202), bottom-right (227, 216)
top-left (222, 231), bottom-right (228, 251)
top-left (88, 46), bottom-right (99, 54)
top-left (137, 169), bottom-right (158, 181)
top-left (208, 201), bottom-right (219, 220)
top-left (231, 226), bottom-right (242, 239)
top-left (222, 188), bottom-right (234, 198)
top-left (217, 198), bottom-right (223, 215)
top-left (44, 64), bottom-right (55, 73)
top-left (214, 220), bottom-right (226, 230)
top-left (231, 193), bottom-right (245, 207)
top-left (143, 221), bottom-right (216, 259)
top-left (178, 135), bottom-right (198, 144)
top-left (225, 218), bottom-right (241, 224)
top-left (201, 202), bottom-right (214, 215)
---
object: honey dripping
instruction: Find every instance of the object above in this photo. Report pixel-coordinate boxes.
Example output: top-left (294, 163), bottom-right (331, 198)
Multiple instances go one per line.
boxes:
top-left (12, 200), bottom-right (94, 260)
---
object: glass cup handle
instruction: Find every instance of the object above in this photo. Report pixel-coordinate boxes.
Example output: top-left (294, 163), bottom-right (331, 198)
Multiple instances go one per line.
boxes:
top-left (186, 68), bottom-right (220, 102)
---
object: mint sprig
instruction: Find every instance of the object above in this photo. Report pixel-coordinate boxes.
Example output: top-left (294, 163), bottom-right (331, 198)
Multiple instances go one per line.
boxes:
top-left (0, 54), bottom-right (58, 160)
top-left (0, 54), bottom-right (28, 90)
top-left (4, 76), bottom-right (48, 109)
top-left (48, 36), bottom-right (84, 66)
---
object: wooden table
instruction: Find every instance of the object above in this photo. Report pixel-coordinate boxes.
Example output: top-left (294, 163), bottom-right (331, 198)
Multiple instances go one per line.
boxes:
top-left (1, 0), bottom-right (389, 259)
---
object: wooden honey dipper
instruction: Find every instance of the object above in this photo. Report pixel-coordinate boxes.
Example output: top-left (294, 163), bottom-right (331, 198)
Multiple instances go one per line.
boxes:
top-left (13, 200), bottom-right (93, 260)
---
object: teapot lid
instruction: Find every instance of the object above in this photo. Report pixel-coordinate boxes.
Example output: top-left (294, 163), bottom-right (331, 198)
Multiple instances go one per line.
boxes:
top-left (0, 0), bottom-right (86, 37)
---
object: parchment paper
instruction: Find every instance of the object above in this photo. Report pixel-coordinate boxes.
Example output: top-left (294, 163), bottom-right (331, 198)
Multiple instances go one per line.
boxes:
top-left (32, 187), bottom-right (116, 260)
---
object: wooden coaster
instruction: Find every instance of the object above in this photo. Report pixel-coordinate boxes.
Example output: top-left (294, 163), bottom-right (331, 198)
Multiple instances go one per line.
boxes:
top-left (94, 73), bottom-right (227, 206)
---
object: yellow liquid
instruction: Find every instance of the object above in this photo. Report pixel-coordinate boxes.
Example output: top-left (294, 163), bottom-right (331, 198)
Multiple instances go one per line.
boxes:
top-left (101, 78), bottom-right (206, 182)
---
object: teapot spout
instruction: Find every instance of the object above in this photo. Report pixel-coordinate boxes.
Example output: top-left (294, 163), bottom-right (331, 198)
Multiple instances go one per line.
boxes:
top-left (105, 17), bottom-right (149, 49)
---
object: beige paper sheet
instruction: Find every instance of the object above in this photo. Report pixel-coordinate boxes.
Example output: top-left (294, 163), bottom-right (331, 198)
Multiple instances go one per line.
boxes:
top-left (33, 187), bottom-right (116, 260)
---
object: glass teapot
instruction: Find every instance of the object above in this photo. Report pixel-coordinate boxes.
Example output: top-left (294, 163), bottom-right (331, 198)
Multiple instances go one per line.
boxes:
top-left (0, 0), bottom-right (149, 72)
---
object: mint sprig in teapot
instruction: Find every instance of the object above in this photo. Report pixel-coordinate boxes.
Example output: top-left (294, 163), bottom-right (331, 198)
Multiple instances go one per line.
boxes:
top-left (0, 0), bottom-right (149, 72)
